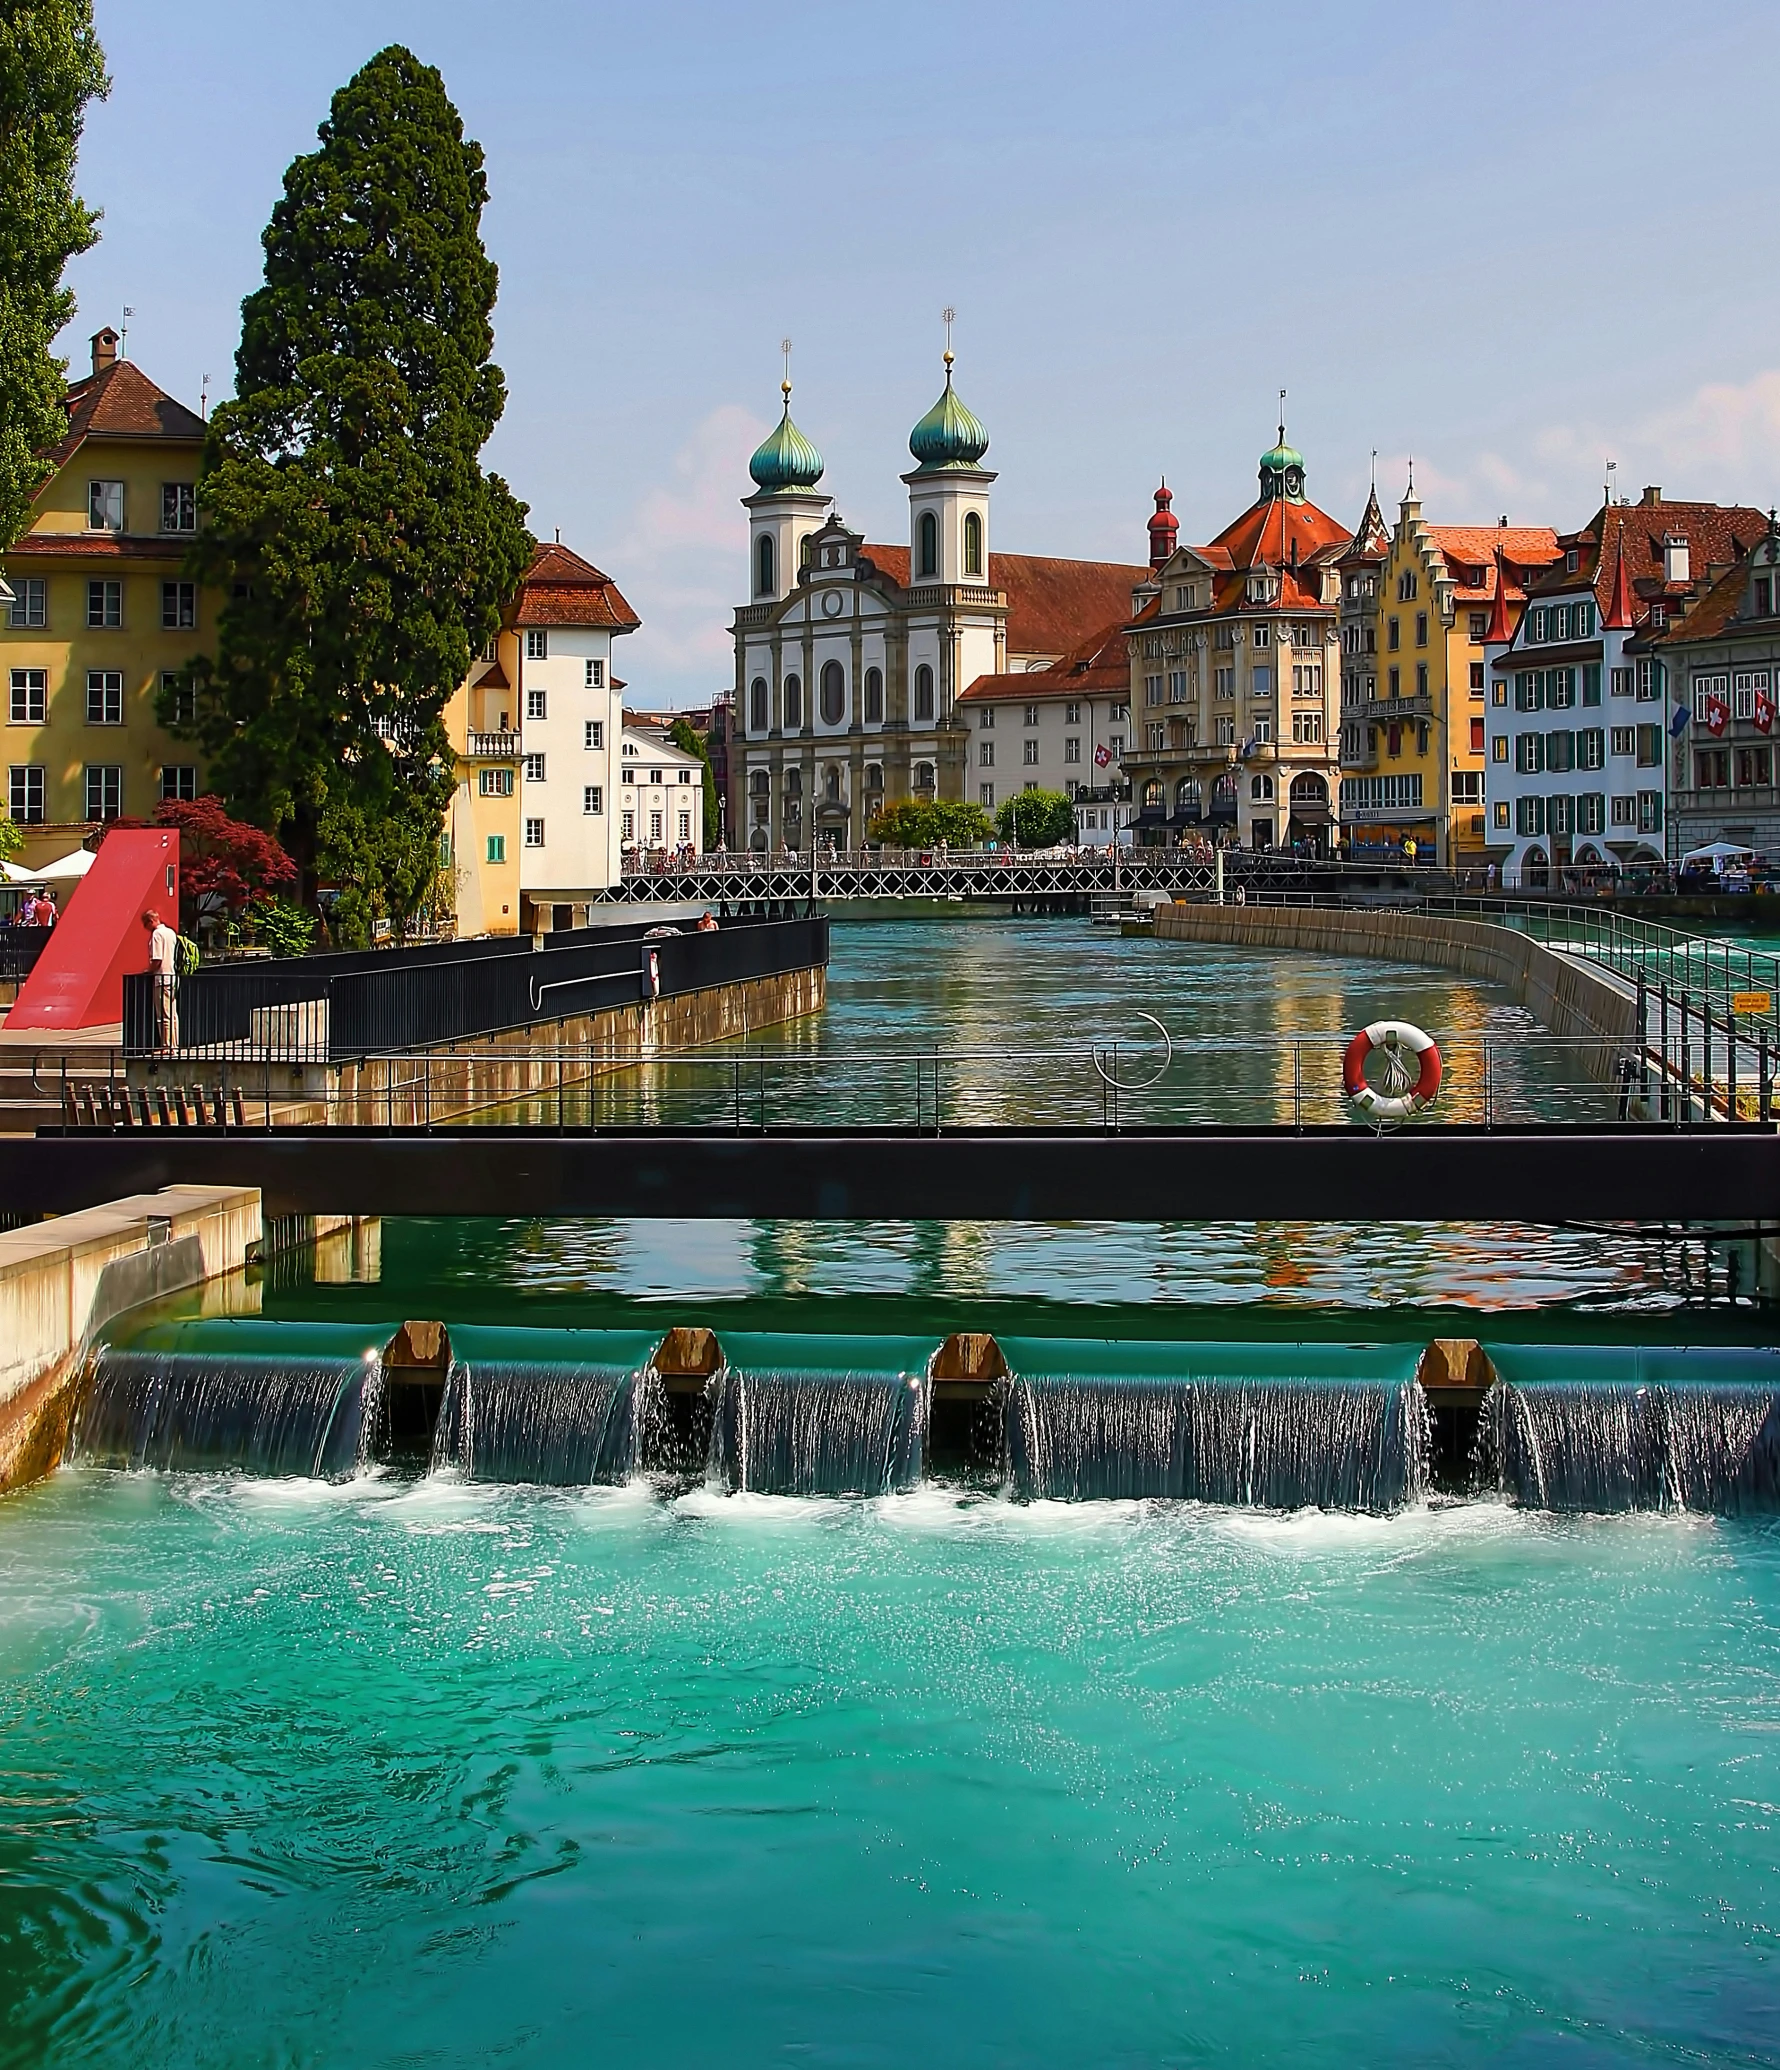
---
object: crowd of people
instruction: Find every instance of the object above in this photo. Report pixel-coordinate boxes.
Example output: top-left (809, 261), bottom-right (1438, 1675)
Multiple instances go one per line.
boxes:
top-left (1, 885), bottom-right (58, 928)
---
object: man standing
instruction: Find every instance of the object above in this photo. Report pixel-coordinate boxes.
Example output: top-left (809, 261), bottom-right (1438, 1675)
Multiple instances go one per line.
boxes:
top-left (143, 908), bottom-right (179, 1051)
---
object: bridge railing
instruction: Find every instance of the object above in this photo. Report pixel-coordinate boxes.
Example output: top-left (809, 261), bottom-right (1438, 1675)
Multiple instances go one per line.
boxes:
top-left (59, 1027), bottom-right (1778, 1134)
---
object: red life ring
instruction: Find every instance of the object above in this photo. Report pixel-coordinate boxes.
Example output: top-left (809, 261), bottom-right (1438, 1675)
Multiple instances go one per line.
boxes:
top-left (1342, 1019), bottom-right (1442, 1122)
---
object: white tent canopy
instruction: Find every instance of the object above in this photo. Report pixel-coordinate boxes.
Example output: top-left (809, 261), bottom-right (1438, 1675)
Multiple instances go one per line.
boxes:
top-left (31, 848), bottom-right (96, 882)
top-left (1, 859), bottom-right (33, 885)
top-left (1680, 840), bottom-right (1757, 868)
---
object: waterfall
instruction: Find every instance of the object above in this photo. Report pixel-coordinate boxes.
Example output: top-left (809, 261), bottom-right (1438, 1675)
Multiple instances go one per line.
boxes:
top-left (1006, 1374), bottom-right (1428, 1512)
top-left (709, 1368), bottom-right (925, 1496)
top-left (74, 1349), bottom-right (378, 1479)
top-left (1486, 1381), bottom-right (1780, 1514)
top-left (431, 1359), bottom-right (642, 1485)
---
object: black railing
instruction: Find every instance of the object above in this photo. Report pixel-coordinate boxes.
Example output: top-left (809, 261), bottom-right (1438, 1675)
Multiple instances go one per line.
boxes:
top-left (0, 925), bottom-right (54, 983)
top-left (122, 916), bottom-right (828, 1063)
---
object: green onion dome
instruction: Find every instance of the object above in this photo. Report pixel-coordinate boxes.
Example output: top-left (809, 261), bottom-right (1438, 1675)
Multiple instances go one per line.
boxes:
top-left (908, 355), bottom-right (990, 472)
top-left (1258, 426), bottom-right (1307, 503)
top-left (749, 384), bottom-right (824, 492)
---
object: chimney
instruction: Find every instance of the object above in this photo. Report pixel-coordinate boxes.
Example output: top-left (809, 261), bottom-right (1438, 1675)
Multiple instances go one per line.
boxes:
top-left (90, 328), bottom-right (119, 374)
top-left (1663, 531), bottom-right (1690, 585)
top-left (1641, 485), bottom-right (1662, 507)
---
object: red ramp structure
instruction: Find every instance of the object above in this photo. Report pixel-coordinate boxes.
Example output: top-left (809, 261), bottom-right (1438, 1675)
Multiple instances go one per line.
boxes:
top-left (7, 829), bottom-right (180, 1032)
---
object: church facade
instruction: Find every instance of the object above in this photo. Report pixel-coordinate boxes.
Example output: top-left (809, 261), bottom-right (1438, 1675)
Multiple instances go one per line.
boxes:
top-left (728, 358), bottom-right (1147, 850)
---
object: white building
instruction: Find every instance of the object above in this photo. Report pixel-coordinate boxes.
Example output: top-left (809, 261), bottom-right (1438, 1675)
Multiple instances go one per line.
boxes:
top-left (619, 723), bottom-right (706, 860)
top-left (1483, 491), bottom-right (1766, 883)
top-left (514, 544), bottom-right (638, 927)
top-left (730, 356), bottom-right (1146, 851)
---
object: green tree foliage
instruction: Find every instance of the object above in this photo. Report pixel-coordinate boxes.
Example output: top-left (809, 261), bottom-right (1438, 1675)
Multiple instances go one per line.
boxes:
top-left (995, 787), bottom-right (1075, 848)
top-left (177, 44), bottom-right (531, 905)
top-left (667, 714), bottom-right (720, 848)
top-left (315, 765), bottom-right (452, 946)
top-left (152, 794), bottom-right (296, 934)
top-left (0, 0), bottom-right (108, 547)
top-left (0, 814), bottom-right (22, 864)
top-left (867, 797), bottom-right (993, 848)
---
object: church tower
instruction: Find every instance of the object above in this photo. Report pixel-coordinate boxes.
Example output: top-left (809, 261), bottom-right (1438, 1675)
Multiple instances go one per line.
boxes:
top-left (902, 347), bottom-right (994, 586)
top-left (743, 375), bottom-right (829, 604)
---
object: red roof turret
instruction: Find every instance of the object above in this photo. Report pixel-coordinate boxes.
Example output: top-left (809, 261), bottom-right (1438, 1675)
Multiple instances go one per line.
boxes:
top-left (1484, 546), bottom-right (1513, 644)
top-left (1148, 480), bottom-right (1178, 571)
top-left (1602, 531), bottom-right (1637, 629)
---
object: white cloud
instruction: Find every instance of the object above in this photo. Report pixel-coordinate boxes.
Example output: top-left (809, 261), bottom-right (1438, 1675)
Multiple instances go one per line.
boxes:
top-left (612, 404), bottom-right (768, 700)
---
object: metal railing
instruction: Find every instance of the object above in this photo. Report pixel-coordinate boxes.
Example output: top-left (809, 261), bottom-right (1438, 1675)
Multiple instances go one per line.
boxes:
top-left (0, 925), bottom-right (53, 983)
top-left (120, 915), bottom-right (828, 1065)
top-left (51, 1029), bottom-right (1768, 1136)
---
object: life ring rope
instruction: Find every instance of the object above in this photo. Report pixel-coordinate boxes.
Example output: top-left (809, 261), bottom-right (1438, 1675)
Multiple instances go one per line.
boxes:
top-left (1342, 1019), bottom-right (1442, 1125)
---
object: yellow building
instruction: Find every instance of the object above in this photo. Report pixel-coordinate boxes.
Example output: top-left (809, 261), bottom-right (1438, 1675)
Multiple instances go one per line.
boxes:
top-left (1, 329), bottom-right (213, 868)
top-left (1337, 485), bottom-right (1557, 865)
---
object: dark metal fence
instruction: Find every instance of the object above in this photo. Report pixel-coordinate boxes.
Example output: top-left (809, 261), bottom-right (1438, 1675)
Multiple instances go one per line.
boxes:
top-left (0, 925), bottom-right (53, 984)
top-left (122, 915), bottom-right (828, 1063)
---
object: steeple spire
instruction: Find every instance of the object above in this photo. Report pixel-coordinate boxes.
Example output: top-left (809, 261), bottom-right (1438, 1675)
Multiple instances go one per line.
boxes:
top-left (1602, 525), bottom-right (1637, 630)
top-left (1484, 545), bottom-right (1514, 645)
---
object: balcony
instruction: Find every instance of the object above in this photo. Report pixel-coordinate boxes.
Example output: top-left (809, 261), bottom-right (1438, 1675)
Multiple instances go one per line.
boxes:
top-left (1343, 691), bottom-right (1435, 725)
top-left (465, 730), bottom-right (521, 760)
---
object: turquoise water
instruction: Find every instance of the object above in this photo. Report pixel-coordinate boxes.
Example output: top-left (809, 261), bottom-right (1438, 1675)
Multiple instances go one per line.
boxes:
top-left (515, 916), bottom-right (1609, 1128)
top-left (2, 1474), bottom-right (1775, 2066)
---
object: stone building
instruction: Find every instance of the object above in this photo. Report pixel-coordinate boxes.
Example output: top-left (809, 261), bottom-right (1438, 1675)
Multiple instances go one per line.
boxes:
top-left (1122, 429), bottom-right (1349, 851)
top-left (728, 359), bottom-right (1146, 851)
top-left (1654, 515), bottom-right (1780, 860)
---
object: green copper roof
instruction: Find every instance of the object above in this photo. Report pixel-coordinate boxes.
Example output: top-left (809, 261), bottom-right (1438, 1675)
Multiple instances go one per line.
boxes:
top-left (749, 391), bottom-right (824, 492)
top-left (908, 360), bottom-right (990, 472)
top-left (1258, 426), bottom-right (1307, 503)
top-left (1260, 438), bottom-right (1305, 472)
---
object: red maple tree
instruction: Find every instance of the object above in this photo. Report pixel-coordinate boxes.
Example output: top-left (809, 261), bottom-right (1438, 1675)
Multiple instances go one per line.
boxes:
top-left (152, 796), bottom-right (298, 931)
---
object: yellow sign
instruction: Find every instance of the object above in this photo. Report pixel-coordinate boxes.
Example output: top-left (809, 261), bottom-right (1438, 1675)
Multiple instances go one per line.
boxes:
top-left (1731, 990), bottom-right (1772, 1016)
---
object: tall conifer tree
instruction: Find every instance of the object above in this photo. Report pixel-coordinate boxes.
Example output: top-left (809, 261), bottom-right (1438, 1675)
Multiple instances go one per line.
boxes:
top-left (182, 45), bottom-right (531, 908)
top-left (0, 0), bottom-right (108, 548)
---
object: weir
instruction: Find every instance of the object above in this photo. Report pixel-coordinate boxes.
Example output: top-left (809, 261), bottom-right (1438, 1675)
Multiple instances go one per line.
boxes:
top-left (61, 1321), bottom-right (1780, 1515)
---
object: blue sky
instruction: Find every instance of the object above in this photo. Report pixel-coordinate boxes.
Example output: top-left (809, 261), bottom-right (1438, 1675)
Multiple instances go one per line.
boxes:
top-left (66, 1), bottom-right (1780, 704)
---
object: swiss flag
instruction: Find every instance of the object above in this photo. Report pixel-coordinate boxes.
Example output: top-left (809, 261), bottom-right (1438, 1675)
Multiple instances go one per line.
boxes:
top-left (1704, 692), bottom-right (1730, 736)
top-left (1094, 742), bottom-right (1112, 767)
top-left (1755, 688), bottom-right (1775, 734)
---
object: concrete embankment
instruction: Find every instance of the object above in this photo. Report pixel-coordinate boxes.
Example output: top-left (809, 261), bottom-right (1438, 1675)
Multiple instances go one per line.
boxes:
top-left (1151, 903), bottom-right (1637, 1066)
top-left (0, 1188), bottom-right (375, 1492)
top-left (329, 962), bottom-right (826, 1124)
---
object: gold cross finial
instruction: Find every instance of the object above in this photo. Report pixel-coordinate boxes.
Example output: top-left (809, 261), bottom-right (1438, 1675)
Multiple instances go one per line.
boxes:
top-left (943, 306), bottom-right (955, 371)
top-left (781, 336), bottom-right (792, 402)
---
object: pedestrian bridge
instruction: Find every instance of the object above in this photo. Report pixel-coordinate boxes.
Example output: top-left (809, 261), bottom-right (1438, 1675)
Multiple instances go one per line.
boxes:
top-left (604, 850), bottom-right (1227, 905)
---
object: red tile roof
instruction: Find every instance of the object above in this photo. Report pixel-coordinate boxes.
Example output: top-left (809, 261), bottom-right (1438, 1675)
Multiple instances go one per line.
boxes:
top-left (1201, 491), bottom-right (1352, 573)
top-left (1651, 531), bottom-right (1780, 646)
top-left (1425, 526), bottom-right (1560, 602)
top-left (1533, 500), bottom-right (1767, 624)
top-left (59, 359), bottom-right (206, 448)
top-left (860, 545), bottom-right (1148, 660)
top-left (513, 540), bottom-right (641, 632)
top-left (959, 617), bottom-right (1132, 704)
top-left (7, 532), bottom-right (193, 560)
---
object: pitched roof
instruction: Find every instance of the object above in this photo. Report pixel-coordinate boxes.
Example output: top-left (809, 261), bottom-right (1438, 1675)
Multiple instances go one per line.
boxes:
top-left (1533, 499), bottom-right (1767, 622)
top-left (512, 540), bottom-right (641, 632)
top-left (1340, 485), bottom-right (1390, 565)
top-left (859, 544), bottom-right (1148, 660)
top-left (1651, 530), bottom-right (1780, 646)
top-left (1425, 526), bottom-right (1560, 601)
top-left (959, 616), bottom-right (1132, 704)
top-left (49, 359), bottom-right (206, 469)
top-left (1202, 490), bottom-right (1352, 575)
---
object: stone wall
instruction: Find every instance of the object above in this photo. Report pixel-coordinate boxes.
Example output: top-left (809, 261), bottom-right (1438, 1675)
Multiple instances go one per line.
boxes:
top-left (0, 1185), bottom-right (262, 1493)
top-left (330, 963), bottom-right (826, 1124)
top-left (1151, 903), bottom-right (1638, 1069)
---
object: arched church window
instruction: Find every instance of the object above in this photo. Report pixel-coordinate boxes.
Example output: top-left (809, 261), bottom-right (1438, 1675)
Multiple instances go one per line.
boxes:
top-left (756, 535), bottom-right (775, 596)
top-left (799, 536), bottom-right (812, 571)
top-left (749, 677), bottom-right (768, 733)
top-left (963, 511), bottom-right (983, 578)
top-left (914, 761), bottom-right (935, 791)
top-left (784, 767), bottom-right (803, 797)
top-left (819, 660), bottom-right (845, 725)
top-left (865, 762), bottom-right (883, 791)
top-left (824, 765), bottom-right (841, 802)
top-left (864, 666), bottom-right (883, 723)
top-left (918, 511), bottom-right (938, 578)
top-left (749, 769), bottom-right (769, 796)
top-left (913, 663), bottom-right (935, 721)
top-left (784, 673), bottom-right (803, 729)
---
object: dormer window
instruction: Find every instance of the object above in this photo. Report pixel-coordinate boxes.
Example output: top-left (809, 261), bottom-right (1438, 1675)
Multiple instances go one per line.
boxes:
top-left (1565, 548), bottom-right (1579, 574)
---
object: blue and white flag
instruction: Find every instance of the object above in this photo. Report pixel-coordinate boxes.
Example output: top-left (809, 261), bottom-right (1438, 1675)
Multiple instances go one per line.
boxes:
top-left (1669, 702), bottom-right (1691, 738)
